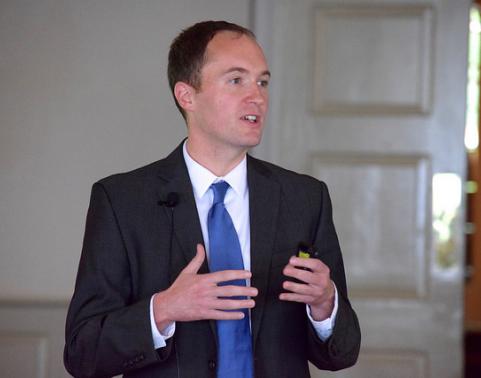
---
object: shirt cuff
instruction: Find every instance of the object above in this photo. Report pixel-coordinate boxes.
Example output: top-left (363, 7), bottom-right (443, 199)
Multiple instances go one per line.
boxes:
top-left (150, 295), bottom-right (176, 349)
top-left (306, 283), bottom-right (338, 342)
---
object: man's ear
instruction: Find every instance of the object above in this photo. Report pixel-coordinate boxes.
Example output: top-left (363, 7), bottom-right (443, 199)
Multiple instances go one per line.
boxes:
top-left (174, 82), bottom-right (196, 112)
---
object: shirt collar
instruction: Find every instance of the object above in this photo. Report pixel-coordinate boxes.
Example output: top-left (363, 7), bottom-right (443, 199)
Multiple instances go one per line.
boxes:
top-left (182, 140), bottom-right (247, 199)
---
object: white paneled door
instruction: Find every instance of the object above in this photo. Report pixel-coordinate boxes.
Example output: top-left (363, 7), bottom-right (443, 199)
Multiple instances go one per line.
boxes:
top-left (254, 1), bottom-right (468, 377)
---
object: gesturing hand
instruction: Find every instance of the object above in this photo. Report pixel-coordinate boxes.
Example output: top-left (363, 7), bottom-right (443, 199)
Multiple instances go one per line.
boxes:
top-left (153, 244), bottom-right (257, 331)
top-left (280, 256), bottom-right (335, 321)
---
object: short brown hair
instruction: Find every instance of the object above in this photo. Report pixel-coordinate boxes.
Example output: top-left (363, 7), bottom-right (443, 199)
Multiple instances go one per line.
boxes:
top-left (168, 20), bottom-right (255, 119)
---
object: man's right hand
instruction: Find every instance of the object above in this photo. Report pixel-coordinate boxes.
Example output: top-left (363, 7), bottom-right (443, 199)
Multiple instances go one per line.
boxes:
top-left (152, 244), bottom-right (257, 332)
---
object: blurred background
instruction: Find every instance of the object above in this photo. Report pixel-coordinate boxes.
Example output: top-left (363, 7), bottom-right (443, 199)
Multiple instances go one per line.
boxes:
top-left (0, 0), bottom-right (478, 377)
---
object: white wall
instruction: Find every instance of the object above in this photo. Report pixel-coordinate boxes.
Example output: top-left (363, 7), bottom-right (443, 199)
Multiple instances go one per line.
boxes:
top-left (0, 0), bottom-right (251, 301)
top-left (0, 1), bottom-right (251, 376)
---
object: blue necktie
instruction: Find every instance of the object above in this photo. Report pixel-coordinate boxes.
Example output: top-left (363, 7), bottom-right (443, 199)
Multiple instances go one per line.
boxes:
top-left (208, 181), bottom-right (253, 378)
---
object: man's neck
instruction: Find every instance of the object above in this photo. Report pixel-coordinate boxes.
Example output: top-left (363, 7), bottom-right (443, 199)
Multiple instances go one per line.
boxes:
top-left (185, 139), bottom-right (248, 177)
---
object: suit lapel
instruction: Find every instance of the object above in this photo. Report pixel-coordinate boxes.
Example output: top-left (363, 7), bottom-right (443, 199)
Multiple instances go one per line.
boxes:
top-left (156, 144), bottom-right (208, 274)
top-left (247, 156), bottom-right (281, 351)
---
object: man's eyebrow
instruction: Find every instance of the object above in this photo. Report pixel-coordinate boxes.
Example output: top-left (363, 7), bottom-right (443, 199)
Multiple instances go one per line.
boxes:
top-left (222, 67), bottom-right (271, 77)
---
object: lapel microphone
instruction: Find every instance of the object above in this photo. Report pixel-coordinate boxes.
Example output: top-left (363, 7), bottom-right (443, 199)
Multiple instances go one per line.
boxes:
top-left (158, 192), bottom-right (179, 208)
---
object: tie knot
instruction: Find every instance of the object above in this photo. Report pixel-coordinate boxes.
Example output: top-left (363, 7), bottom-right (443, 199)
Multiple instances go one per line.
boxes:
top-left (211, 181), bottom-right (230, 205)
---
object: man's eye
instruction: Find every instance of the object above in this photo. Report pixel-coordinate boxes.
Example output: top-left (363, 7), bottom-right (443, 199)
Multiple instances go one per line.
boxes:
top-left (257, 80), bottom-right (269, 88)
top-left (229, 77), bottom-right (241, 84)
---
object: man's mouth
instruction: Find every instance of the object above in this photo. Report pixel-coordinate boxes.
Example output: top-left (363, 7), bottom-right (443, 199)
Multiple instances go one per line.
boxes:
top-left (242, 114), bottom-right (259, 123)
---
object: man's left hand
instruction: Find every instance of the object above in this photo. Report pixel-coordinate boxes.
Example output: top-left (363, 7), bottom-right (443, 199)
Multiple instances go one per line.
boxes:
top-left (280, 256), bottom-right (335, 321)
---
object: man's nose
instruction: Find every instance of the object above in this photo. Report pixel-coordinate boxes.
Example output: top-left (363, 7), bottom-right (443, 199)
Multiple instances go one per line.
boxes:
top-left (246, 82), bottom-right (267, 105)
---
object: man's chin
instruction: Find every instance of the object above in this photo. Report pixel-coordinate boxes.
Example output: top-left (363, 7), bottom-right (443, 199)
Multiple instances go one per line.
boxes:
top-left (245, 130), bottom-right (264, 146)
top-left (243, 136), bottom-right (263, 150)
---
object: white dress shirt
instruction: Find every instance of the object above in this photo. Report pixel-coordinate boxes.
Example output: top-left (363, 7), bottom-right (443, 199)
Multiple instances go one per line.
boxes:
top-left (150, 141), bottom-right (338, 348)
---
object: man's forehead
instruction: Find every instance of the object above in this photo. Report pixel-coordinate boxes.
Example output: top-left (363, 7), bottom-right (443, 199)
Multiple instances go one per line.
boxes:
top-left (204, 32), bottom-right (268, 71)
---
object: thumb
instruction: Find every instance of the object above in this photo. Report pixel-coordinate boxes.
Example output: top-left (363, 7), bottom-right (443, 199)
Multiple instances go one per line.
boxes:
top-left (182, 244), bottom-right (206, 274)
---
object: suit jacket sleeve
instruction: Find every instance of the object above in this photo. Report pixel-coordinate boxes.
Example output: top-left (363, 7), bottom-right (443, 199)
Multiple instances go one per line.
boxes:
top-left (64, 183), bottom-right (171, 377)
top-left (306, 181), bottom-right (361, 371)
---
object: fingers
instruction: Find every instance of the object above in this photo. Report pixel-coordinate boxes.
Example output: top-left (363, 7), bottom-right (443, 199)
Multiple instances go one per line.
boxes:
top-left (204, 309), bottom-right (247, 320)
top-left (212, 284), bottom-right (258, 298)
top-left (281, 277), bottom-right (331, 301)
top-left (210, 297), bottom-right (256, 311)
top-left (286, 256), bottom-right (329, 274)
top-left (283, 256), bottom-right (330, 283)
top-left (282, 280), bottom-right (313, 295)
top-left (156, 244), bottom-right (261, 323)
top-left (283, 265), bottom-right (312, 283)
top-left (208, 269), bottom-right (252, 284)
top-left (280, 256), bottom-right (334, 308)
top-left (279, 292), bottom-right (315, 304)
top-left (279, 280), bottom-right (334, 309)
top-left (182, 244), bottom-right (206, 274)
top-left (189, 291), bottom-right (255, 321)
top-left (202, 298), bottom-right (255, 320)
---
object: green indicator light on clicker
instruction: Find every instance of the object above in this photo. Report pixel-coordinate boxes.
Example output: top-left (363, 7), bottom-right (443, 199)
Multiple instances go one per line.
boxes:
top-left (298, 251), bottom-right (310, 259)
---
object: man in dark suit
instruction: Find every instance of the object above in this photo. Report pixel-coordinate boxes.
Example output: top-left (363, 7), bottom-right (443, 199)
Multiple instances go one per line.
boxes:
top-left (64, 21), bottom-right (360, 377)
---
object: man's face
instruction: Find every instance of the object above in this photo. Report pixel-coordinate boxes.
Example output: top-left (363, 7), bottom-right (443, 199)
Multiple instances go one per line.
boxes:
top-left (187, 31), bottom-right (270, 155)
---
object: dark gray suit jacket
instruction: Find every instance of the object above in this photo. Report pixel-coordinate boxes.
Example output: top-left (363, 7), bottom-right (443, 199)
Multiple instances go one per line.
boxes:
top-left (64, 143), bottom-right (360, 377)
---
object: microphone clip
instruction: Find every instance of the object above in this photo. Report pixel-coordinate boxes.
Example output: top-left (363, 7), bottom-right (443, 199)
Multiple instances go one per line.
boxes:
top-left (158, 192), bottom-right (179, 208)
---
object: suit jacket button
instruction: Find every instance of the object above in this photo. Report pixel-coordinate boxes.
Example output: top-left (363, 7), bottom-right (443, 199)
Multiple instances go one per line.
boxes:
top-left (208, 359), bottom-right (216, 370)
